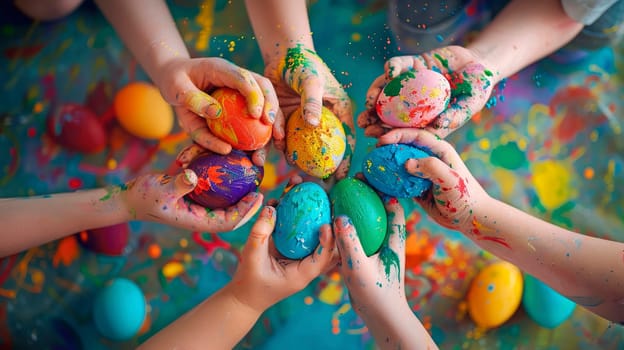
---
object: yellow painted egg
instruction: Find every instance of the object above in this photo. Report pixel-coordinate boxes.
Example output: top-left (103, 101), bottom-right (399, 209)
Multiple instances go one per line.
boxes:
top-left (467, 261), bottom-right (523, 329)
top-left (114, 82), bottom-right (174, 139)
top-left (286, 106), bottom-right (346, 179)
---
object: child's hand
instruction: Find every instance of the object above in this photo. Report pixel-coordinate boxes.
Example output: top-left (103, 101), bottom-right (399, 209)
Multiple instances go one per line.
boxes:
top-left (378, 128), bottom-right (490, 232)
top-left (156, 57), bottom-right (280, 157)
top-left (358, 45), bottom-right (495, 139)
top-left (334, 198), bottom-right (410, 321)
top-left (264, 46), bottom-right (355, 179)
top-left (226, 205), bottom-right (337, 313)
top-left (120, 170), bottom-right (264, 232)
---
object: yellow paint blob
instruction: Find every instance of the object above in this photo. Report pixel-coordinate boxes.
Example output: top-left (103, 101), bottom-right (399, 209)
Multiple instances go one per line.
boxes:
top-left (531, 160), bottom-right (576, 210)
top-left (467, 261), bottom-right (523, 329)
top-left (162, 261), bottom-right (185, 279)
top-left (114, 82), bottom-right (174, 140)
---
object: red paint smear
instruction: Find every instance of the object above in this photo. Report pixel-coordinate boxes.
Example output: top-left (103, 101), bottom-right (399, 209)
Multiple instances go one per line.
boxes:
top-left (465, 2), bottom-right (477, 16)
top-left (4, 44), bottom-right (44, 59)
top-left (27, 127), bottom-right (37, 138)
top-left (549, 86), bottom-right (607, 142)
top-left (0, 255), bottom-right (18, 286)
top-left (68, 177), bottom-right (83, 190)
top-left (478, 236), bottom-right (511, 249)
top-left (192, 232), bottom-right (231, 255)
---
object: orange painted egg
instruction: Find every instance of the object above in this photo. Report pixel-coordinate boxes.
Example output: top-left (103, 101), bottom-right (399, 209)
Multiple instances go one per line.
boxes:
top-left (207, 87), bottom-right (272, 151)
top-left (286, 106), bottom-right (346, 179)
top-left (467, 261), bottom-right (523, 329)
top-left (114, 82), bottom-right (174, 139)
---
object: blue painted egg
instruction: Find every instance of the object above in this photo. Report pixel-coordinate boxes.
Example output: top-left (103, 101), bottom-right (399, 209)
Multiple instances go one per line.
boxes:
top-left (93, 278), bottom-right (146, 340)
top-left (522, 273), bottom-right (576, 328)
top-left (362, 144), bottom-right (432, 198)
top-left (273, 182), bottom-right (331, 259)
top-left (186, 150), bottom-right (264, 209)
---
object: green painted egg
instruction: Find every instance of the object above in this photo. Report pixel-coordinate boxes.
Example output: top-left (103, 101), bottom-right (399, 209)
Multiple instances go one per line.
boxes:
top-left (330, 177), bottom-right (387, 256)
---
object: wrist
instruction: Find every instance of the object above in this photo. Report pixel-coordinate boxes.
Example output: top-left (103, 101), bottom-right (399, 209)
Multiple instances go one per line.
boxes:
top-left (142, 39), bottom-right (190, 86)
top-left (222, 281), bottom-right (269, 317)
top-left (464, 45), bottom-right (504, 85)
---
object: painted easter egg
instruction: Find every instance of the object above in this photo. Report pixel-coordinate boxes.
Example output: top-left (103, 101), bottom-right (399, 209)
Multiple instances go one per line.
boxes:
top-left (47, 103), bottom-right (107, 154)
top-left (330, 177), bottom-right (387, 256)
top-left (206, 87), bottom-right (272, 151)
top-left (522, 273), bottom-right (576, 328)
top-left (93, 278), bottom-right (146, 341)
top-left (273, 182), bottom-right (331, 259)
top-left (286, 106), bottom-right (346, 179)
top-left (467, 261), bottom-right (523, 329)
top-left (362, 144), bottom-right (433, 198)
top-left (79, 223), bottom-right (129, 256)
top-left (376, 70), bottom-right (450, 128)
top-left (114, 81), bottom-right (174, 139)
top-left (185, 150), bottom-right (263, 209)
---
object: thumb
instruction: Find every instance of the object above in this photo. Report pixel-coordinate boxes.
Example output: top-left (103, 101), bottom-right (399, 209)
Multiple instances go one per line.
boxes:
top-left (243, 206), bottom-right (276, 261)
top-left (299, 76), bottom-right (324, 126)
top-left (405, 157), bottom-right (450, 184)
top-left (333, 215), bottom-right (365, 268)
top-left (179, 87), bottom-right (223, 120)
top-left (173, 169), bottom-right (198, 197)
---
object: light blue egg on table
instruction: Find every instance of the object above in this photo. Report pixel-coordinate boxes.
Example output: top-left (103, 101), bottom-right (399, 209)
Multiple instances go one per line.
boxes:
top-left (522, 273), bottom-right (576, 328)
top-left (93, 278), bottom-right (146, 340)
top-left (362, 144), bottom-right (432, 198)
top-left (274, 182), bottom-right (331, 259)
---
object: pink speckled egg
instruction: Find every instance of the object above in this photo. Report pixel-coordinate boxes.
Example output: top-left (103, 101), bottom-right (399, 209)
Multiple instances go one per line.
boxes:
top-left (376, 70), bottom-right (451, 128)
top-left (185, 150), bottom-right (264, 209)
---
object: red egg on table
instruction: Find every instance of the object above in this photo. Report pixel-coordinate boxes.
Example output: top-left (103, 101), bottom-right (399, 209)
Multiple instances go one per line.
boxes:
top-left (79, 223), bottom-right (129, 256)
top-left (185, 150), bottom-right (264, 209)
top-left (207, 87), bottom-right (272, 151)
top-left (376, 69), bottom-right (451, 128)
top-left (46, 103), bottom-right (107, 154)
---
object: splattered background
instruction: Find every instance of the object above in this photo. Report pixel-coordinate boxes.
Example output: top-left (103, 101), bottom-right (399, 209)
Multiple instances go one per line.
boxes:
top-left (1, 0), bottom-right (624, 349)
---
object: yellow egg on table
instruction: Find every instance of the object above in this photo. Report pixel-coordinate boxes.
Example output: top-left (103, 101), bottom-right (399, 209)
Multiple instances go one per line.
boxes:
top-left (114, 82), bottom-right (174, 139)
top-left (286, 106), bottom-right (346, 179)
top-left (467, 261), bottom-right (523, 329)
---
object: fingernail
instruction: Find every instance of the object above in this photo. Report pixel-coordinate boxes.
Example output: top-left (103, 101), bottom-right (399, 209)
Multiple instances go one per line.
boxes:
top-left (267, 110), bottom-right (276, 123)
top-left (183, 169), bottom-right (197, 186)
top-left (260, 205), bottom-right (276, 219)
top-left (204, 102), bottom-right (222, 119)
top-left (233, 195), bottom-right (263, 230)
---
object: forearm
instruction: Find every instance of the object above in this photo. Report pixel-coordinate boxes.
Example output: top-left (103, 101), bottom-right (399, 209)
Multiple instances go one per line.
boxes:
top-left (362, 302), bottom-right (437, 350)
top-left (0, 188), bottom-right (128, 257)
top-left (245, 0), bottom-right (314, 60)
top-left (94, 0), bottom-right (189, 85)
top-left (138, 283), bottom-right (262, 349)
top-left (464, 197), bottom-right (624, 321)
top-left (467, 0), bottom-right (583, 83)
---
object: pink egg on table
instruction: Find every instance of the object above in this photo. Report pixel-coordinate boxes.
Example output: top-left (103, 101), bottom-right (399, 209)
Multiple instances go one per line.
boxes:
top-left (79, 223), bottom-right (129, 256)
top-left (376, 69), bottom-right (451, 128)
top-left (47, 103), bottom-right (107, 154)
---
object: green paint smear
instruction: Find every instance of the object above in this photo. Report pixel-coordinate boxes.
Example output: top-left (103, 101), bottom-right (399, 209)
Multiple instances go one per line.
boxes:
top-left (282, 44), bottom-right (319, 77)
top-left (453, 72), bottom-right (473, 96)
top-left (99, 185), bottom-right (126, 201)
top-left (383, 71), bottom-right (416, 97)
top-left (379, 246), bottom-right (400, 282)
top-left (490, 142), bottom-right (527, 170)
top-left (434, 53), bottom-right (449, 69)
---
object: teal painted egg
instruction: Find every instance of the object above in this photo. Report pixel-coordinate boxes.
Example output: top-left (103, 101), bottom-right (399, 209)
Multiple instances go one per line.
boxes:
top-left (522, 273), bottom-right (576, 328)
top-left (362, 144), bottom-right (432, 198)
top-left (330, 177), bottom-right (387, 256)
top-left (274, 182), bottom-right (331, 259)
top-left (93, 278), bottom-right (146, 340)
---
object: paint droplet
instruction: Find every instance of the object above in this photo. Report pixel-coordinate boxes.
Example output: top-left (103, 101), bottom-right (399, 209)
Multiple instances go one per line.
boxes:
top-left (68, 177), bottom-right (83, 190)
top-left (147, 244), bottom-right (161, 259)
top-left (584, 167), bottom-right (594, 179)
top-left (478, 138), bottom-right (490, 150)
top-left (179, 238), bottom-right (188, 248)
top-left (162, 261), bottom-right (185, 279)
top-left (107, 158), bottom-right (118, 170)
top-left (304, 296), bottom-right (313, 305)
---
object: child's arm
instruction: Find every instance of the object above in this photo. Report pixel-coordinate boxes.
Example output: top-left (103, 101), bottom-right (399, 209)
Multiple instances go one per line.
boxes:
top-left (94, 0), bottom-right (279, 157)
top-left (138, 205), bottom-right (337, 349)
top-left (0, 170), bottom-right (263, 258)
top-left (334, 199), bottom-right (438, 349)
top-left (245, 0), bottom-right (354, 179)
top-left (378, 128), bottom-right (624, 323)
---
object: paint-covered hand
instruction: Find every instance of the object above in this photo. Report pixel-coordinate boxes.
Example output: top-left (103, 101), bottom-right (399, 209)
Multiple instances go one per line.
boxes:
top-left (358, 45), bottom-right (495, 139)
top-left (226, 205), bottom-right (336, 313)
top-left (335, 198), bottom-right (409, 322)
top-left (119, 170), bottom-right (264, 232)
top-left (378, 128), bottom-right (489, 232)
top-left (264, 45), bottom-right (355, 179)
top-left (156, 57), bottom-right (280, 157)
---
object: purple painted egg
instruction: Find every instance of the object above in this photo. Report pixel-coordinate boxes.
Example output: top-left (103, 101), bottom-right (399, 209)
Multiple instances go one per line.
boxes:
top-left (80, 223), bottom-right (129, 256)
top-left (185, 150), bottom-right (264, 209)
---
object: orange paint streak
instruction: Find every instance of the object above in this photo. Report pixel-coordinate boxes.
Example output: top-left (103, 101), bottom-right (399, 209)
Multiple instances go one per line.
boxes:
top-left (52, 236), bottom-right (80, 267)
